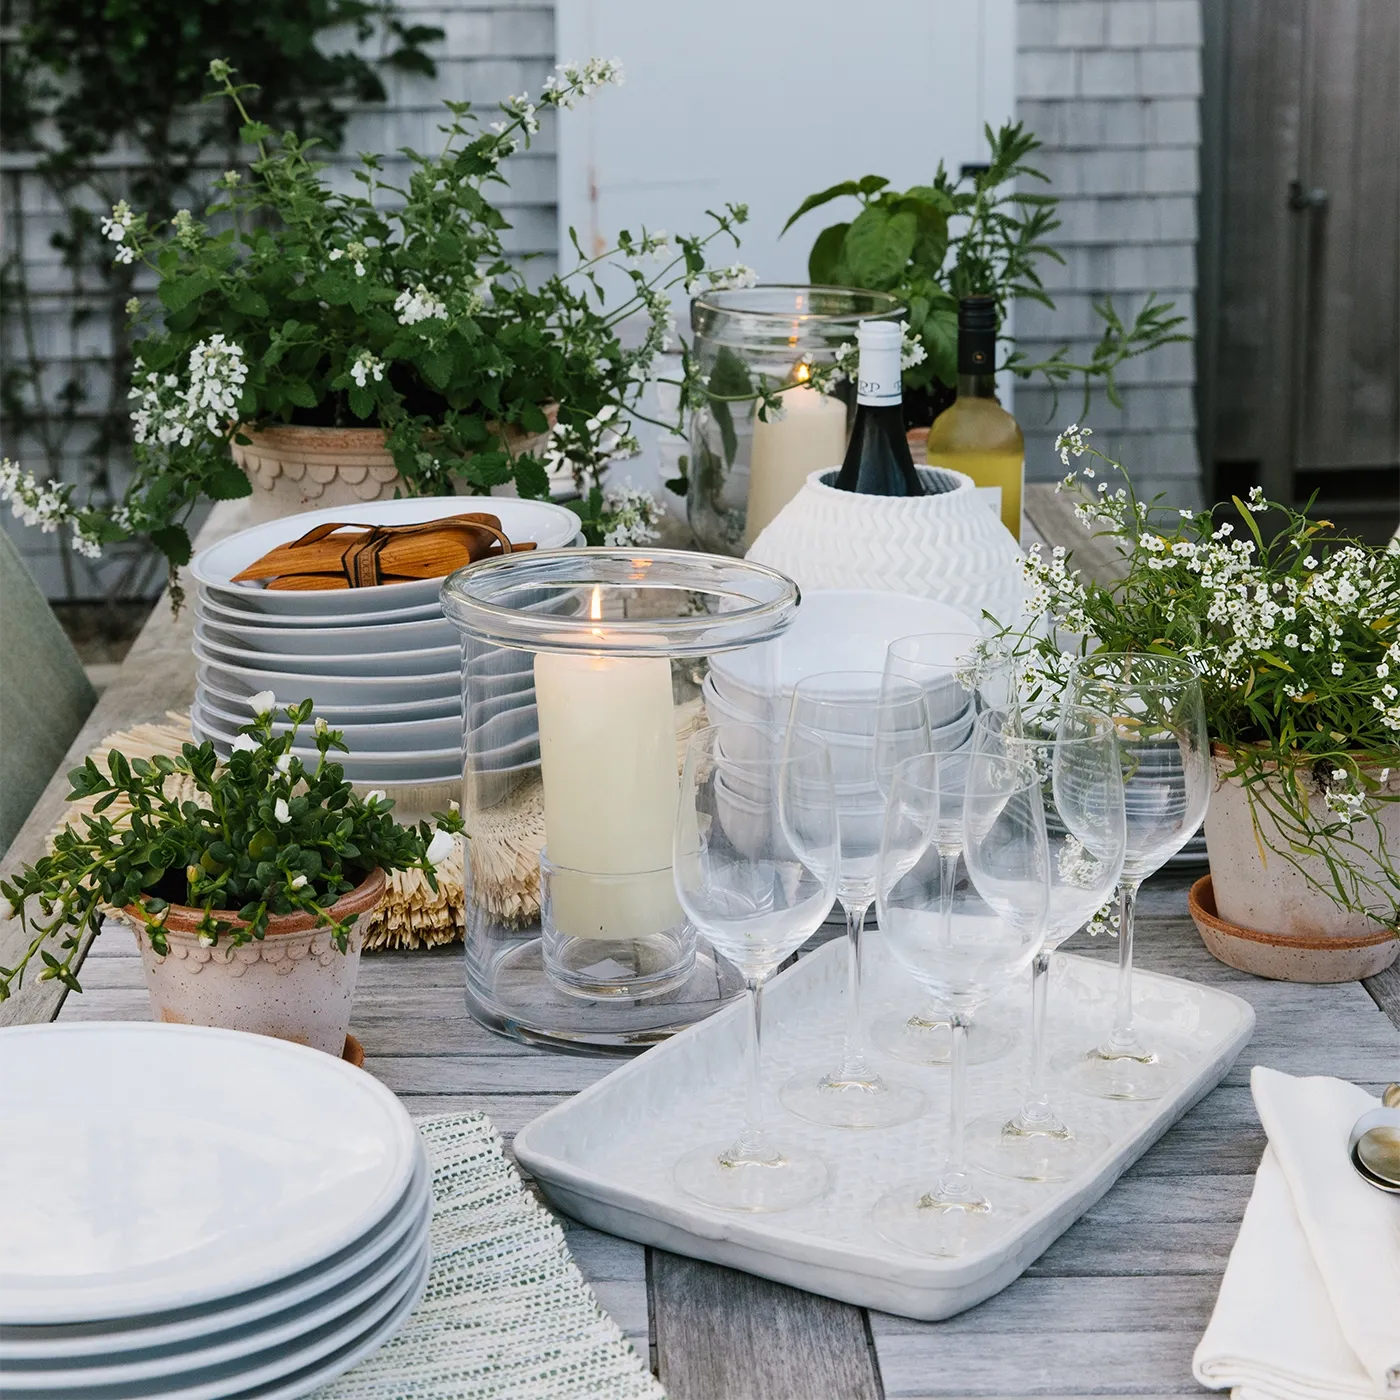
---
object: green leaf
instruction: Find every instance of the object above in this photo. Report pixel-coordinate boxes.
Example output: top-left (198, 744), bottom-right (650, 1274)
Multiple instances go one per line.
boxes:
top-left (231, 290), bottom-right (270, 318)
top-left (781, 179), bottom-right (871, 235)
top-left (807, 222), bottom-right (850, 285)
top-left (513, 456), bottom-right (551, 500)
top-left (422, 351), bottom-right (453, 390)
top-left (923, 302), bottom-right (959, 387)
top-left (159, 271), bottom-right (217, 313)
top-left (282, 380), bottom-right (318, 409)
top-left (239, 122), bottom-right (273, 145)
top-left (843, 205), bottom-right (917, 291)
top-left (206, 461), bottom-right (252, 501)
top-left (150, 525), bottom-right (192, 567)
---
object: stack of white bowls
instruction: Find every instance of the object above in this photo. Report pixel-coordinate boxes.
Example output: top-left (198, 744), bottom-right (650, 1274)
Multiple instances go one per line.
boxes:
top-left (0, 1023), bottom-right (431, 1399)
top-left (188, 496), bottom-right (581, 789)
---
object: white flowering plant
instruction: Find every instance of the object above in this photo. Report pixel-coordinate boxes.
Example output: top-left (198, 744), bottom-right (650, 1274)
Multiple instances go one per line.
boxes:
top-left (1, 58), bottom-right (750, 575)
top-left (0, 698), bottom-right (463, 1002)
top-left (1008, 425), bottom-right (1400, 923)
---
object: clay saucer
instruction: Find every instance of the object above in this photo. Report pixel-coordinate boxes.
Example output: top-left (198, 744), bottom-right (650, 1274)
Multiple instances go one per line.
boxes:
top-left (1189, 874), bottom-right (1398, 983)
top-left (342, 1033), bottom-right (366, 1068)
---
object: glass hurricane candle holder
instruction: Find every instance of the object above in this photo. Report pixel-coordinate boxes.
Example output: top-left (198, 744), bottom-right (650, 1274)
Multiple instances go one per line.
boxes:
top-left (688, 285), bottom-right (904, 556)
top-left (441, 548), bottom-right (799, 1051)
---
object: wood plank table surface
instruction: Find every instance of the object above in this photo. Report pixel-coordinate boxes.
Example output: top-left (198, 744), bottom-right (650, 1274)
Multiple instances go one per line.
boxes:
top-left (4, 489), bottom-right (1399, 1400)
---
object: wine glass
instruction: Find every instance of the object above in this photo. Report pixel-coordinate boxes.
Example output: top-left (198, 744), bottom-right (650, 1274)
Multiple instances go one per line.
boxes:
top-left (1057, 653), bottom-right (1211, 1101)
top-left (672, 722), bottom-right (839, 1212)
top-left (966, 708), bottom-right (1127, 1181)
top-left (872, 740), bottom-right (1050, 1255)
top-left (872, 632), bottom-right (1023, 1067)
top-left (778, 672), bottom-right (929, 1130)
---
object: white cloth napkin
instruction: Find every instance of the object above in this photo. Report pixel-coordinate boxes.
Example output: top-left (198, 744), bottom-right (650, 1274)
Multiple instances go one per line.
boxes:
top-left (1193, 1067), bottom-right (1400, 1400)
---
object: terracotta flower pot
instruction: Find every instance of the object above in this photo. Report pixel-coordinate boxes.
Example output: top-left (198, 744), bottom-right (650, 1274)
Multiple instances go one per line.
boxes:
top-left (1200, 749), bottom-right (1399, 981)
top-left (123, 868), bottom-right (387, 1055)
top-left (231, 415), bottom-right (557, 522)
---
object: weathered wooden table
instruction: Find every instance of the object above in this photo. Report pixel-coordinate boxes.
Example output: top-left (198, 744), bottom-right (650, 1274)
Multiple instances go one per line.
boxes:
top-left (4, 490), bottom-right (1399, 1399)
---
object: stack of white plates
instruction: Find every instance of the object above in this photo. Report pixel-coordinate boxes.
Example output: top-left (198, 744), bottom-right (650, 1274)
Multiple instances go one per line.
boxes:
top-left (188, 497), bottom-right (581, 787)
top-left (705, 589), bottom-right (980, 741)
top-left (0, 1023), bottom-right (431, 1400)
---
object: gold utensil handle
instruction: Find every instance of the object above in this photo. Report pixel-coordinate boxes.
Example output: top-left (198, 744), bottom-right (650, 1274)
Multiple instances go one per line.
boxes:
top-left (1384, 1084), bottom-right (1400, 1109)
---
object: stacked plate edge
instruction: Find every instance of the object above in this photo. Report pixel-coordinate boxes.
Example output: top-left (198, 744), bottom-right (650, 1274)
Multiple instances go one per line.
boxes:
top-left (0, 1023), bottom-right (431, 1400)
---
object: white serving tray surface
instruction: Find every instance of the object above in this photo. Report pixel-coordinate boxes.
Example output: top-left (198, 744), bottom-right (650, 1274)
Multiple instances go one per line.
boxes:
top-left (514, 939), bottom-right (1255, 1321)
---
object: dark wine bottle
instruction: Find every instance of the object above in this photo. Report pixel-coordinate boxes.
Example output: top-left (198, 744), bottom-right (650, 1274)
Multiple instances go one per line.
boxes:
top-left (833, 320), bottom-right (924, 496)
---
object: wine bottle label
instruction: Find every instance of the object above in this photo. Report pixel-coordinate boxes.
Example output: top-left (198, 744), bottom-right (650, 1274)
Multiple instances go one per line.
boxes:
top-left (855, 321), bottom-right (902, 407)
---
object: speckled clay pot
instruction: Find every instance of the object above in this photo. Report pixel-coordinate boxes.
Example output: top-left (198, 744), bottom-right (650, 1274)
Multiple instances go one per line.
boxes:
top-left (1200, 750), bottom-right (1399, 981)
top-left (231, 416), bottom-right (556, 522)
top-left (124, 869), bottom-right (386, 1055)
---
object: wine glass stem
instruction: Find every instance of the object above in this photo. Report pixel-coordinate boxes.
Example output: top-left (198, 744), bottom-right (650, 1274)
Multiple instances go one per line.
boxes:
top-left (731, 976), bottom-right (773, 1162)
top-left (1106, 880), bottom-right (1143, 1055)
top-left (940, 1013), bottom-right (972, 1192)
top-left (1017, 949), bottom-right (1055, 1125)
top-left (936, 847), bottom-right (959, 946)
top-left (837, 900), bottom-right (872, 1081)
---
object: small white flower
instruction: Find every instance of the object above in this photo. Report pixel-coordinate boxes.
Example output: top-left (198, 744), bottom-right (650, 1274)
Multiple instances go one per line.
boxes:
top-left (426, 829), bottom-right (456, 867)
top-left (249, 690), bottom-right (277, 717)
top-left (274, 798), bottom-right (291, 824)
top-left (349, 350), bottom-right (385, 389)
top-left (275, 753), bottom-right (292, 775)
top-left (0, 897), bottom-right (14, 923)
top-left (449, 799), bottom-right (460, 814)
top-left (290, 874), bottom-right (308, 890)
top-left (231, 734), bottom-right (258, 754)
top-left (364, 789), bottom-right (386, 806)
top-left (314, 716), bottom-right (329, 735)
top-left (393, 283), bottom-right (447, 326)
top-left (1331, 661), bottom-right (1345, 676)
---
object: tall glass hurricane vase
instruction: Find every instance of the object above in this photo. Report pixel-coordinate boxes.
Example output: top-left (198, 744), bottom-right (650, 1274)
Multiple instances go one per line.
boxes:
top-left (778, 673), bottom-right (929, 1130)
top-left (1059, 654), bottom-right (1210, 1101)
top-left (873, 740), bottom-right (1050, 1256)
top-left (672, 723), bottom-right (839, 1212)
top-left (966, 710), bottom-right (1127, 1181)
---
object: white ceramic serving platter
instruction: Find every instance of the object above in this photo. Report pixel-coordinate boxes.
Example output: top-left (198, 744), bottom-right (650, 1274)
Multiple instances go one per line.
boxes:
top-left (193, 630), bottom-right (461, 679)
top-left (193, 606), bottom-right (458, 655)
top-left (196, 693), bottom-right (462, 753)
top-left (195, 658), bottom-right (459, 708)
top-left (190, 496), bottom-right (580, 617)
top-left (514, 939), bottom-right (1255, 1321)
top-left (709, 590), bottom-right (980, 705)
top-left (196, 589), bottom-right (446, 631)
top-left (196, 669), bottom-right (460, 725)
top-left (0, 1024), bottom-right (420, 1325)
top-left (0, 1152), bottom-right (431, 1363)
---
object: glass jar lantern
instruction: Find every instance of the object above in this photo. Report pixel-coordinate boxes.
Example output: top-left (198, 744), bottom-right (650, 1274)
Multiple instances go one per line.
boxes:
top-left (441, 548), bottom-right (799, 1052)
top-left (687, 285), bottom-right (904, 555)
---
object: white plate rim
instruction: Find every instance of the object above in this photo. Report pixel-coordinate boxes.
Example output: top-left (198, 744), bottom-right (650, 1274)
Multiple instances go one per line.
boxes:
top-left (195, 695), bottom-right (461, 747)
top-left (192, 633), bottom-right (461, 677)
top-left (193, 607), bottom-right (455, 651)
top-left (189, 705), bottom-right (462, 766)
top-left (194, 652), bottom-right (460, 694)
top-left (196, 671), bottom-right (460, 724)
top-left (195, 591), bottom-right (445, 630)
top-left (0, 1024), bottom-right (420, 1324)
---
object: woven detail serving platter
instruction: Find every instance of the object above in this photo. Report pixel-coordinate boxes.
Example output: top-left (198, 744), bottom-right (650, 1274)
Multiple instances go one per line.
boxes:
top-left (515, 941), bottom-right (1254, 1321)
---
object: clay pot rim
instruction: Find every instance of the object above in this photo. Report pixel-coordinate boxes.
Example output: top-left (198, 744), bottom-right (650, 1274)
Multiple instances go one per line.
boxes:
top-left (237, 404), bottom-right (559, 451)
top-left (123, 867), bottom-right (387, 940)
top-left (1188, 874), bottom-right (1397, 950)
top-left (1210, 740), bottom-right (1400, 776)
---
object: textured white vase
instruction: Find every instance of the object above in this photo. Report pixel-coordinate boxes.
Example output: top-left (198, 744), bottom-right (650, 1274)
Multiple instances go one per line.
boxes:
top-left (746, 467), bottom-right (1026, 628)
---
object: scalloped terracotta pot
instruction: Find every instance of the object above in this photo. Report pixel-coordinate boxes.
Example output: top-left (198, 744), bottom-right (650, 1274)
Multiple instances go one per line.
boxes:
top-left (231, 415), bottom-right (556, 521)
top-left (122, 869), bottom-right (386, 1055)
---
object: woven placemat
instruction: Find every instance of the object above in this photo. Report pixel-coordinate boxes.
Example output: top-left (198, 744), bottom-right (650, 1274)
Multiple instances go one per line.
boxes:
top-left (50, 713), bottom-right (462, 950)
top-left (316, 1112), bottom-right (664, 1400)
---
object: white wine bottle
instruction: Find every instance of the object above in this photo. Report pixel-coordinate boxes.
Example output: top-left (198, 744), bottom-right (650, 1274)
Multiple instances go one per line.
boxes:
top-left (925, 296), bottom-right (1024, 537)
top-left (833, 321), bottom-right (924, 497)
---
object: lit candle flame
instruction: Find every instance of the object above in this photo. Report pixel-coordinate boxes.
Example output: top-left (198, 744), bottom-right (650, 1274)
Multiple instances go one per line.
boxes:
top-left (794, 361), bottom-right (811, 385)
top-left (589, 585), bottom-right (603, 622)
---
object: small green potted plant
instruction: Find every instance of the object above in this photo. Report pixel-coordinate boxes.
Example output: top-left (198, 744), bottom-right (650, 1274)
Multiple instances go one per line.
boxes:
top-left (0, 57), bottom-right (750, 574)
top-left (0, 696), bottom-right (463, 1053)
top-left (1009, 426), bottom-right (1400, 981)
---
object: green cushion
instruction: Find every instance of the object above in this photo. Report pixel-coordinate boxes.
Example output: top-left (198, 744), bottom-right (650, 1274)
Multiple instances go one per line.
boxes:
top-left (0, 531), bottom-right (97, 857)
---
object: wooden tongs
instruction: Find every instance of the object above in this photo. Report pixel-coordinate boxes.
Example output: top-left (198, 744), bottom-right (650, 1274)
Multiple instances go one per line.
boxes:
top-left (231, 513), bottom-right (536, 591)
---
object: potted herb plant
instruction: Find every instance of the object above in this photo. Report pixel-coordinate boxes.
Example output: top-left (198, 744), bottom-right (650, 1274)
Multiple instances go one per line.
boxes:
top-left (0, 58), bottom-right (750, 572)
top-left (0, 696), bottom-right (462, 1052)
top-left (1010, 427), bottom-right (1400, 981)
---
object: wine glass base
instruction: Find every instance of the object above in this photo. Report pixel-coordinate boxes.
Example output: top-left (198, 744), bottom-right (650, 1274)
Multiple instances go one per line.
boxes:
top-left (778, 1068), bottom-right (927, 1130)
top-left (870, 1010), bottom-right (1018, 1068)
top-left (871, 1178), bottom-right (1017, 1258)
top-left (674, 1140), bottom-right (828, 1213)
top-left (966, 1109), bottom-right (1110, 1182)
top-left (1055, 1041), bottom-right (1185, 1102)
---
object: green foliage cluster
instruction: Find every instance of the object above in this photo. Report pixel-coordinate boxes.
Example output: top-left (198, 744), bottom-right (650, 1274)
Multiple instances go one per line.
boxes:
top-left (784, 123), bottom-right (1189, 413)
top-left (0, 699), bottom-right (463, 1001)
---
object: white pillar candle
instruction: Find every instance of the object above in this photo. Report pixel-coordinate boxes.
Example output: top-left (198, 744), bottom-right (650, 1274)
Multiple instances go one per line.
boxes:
top-left (744, 379), bottom-right (847, 546)
top-left (533, 591), bottom-right (681, 939)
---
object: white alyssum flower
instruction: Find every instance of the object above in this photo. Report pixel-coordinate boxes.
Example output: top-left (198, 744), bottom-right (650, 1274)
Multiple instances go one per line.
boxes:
top-left (274, 798), bottom-right (291, 824)
top-left (1055, 423), bottom-right (1093, 465)
top-left (231, 734), bottom-right (258, 754)
top-left (394, 283), bottom-right (447, 326)
top-left (426, 829), bottom-right (456, 867)
top-left (349, 350), bottom-right (385, 389)
top-left (249, 690), bottom-right (277, 717)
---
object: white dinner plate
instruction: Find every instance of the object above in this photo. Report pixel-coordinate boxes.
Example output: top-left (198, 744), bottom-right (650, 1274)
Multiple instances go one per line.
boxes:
top-left (196, 694), bottom-right (462, 754)
top-left (190, 497), bottom-right (580, 617)
top-left (193, 632), bottom-right (461, 680)
top-left (196, 590), bottom-right (446, 631)
top-left (708, 589), bottom-right (980, 702)
top-left (196, 670), bottom-right (460, 725)
top-left (0, 1024), bottom-right (420, 1325)
top-left (194, 608), bottom-right (458, 656)
top-left (195, 659), bottom-right (460, 708)
top-left (0, 1150), bottom-right (431, 1362)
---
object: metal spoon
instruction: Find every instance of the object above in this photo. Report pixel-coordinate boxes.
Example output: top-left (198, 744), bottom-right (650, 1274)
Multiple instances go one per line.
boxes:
top-left (1348, 1084), bottom-right (1400, 1194)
